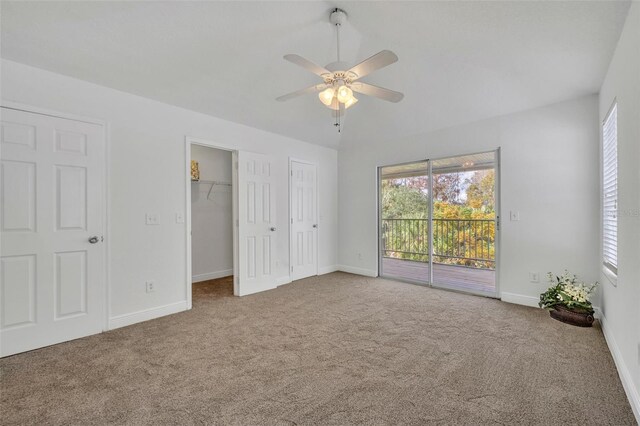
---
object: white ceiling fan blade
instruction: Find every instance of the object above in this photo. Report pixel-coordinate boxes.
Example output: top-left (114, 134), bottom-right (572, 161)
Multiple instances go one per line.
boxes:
top-left (283, 54), bottom-right (331, 77)
top-left (276, 84), bottom-right (325, 102)
top-left (351, 82), bottom-right (404, 103)
top-left (347, 50), bottom-right (398, 79)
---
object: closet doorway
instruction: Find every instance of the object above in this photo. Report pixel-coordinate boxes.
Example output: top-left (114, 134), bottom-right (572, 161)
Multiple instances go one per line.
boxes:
top-left (188, 142), bottom-right (236, 306)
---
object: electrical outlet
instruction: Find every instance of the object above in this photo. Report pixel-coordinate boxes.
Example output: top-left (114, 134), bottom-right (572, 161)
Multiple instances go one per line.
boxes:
top-left (145, 213), bottom-right (159, 225)
top-left (529, 272), bottom-right (540, 283)
top-left (176, 212), bottom-right (184, 224)
top-left (510, 211), bottom-right (520, 221)
top-left (145, 281), bottom-right (155, 293)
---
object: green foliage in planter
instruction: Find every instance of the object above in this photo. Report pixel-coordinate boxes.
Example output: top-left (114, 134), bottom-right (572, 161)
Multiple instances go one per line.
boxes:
top-left (539, 271), bottom-right (597, 313)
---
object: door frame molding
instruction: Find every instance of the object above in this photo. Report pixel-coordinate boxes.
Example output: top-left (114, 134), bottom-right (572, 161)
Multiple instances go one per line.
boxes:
top-left (0, 100), bottom-right (111, 331)
top-left (184, 136), bottom-right (239, 307)
top-left (288, 157), bottom-right (319, 281)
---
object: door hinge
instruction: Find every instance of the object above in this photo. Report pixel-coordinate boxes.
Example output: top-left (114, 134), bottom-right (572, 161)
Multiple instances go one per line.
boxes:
top-left (496, 216), bottom-right (500, 231)
top-left (291, 218), bottom-right (293, 224)
top-left (101, 236), bottom-right (104, 242)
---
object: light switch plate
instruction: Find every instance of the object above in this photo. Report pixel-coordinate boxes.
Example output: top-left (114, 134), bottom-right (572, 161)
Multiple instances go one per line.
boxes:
top-left (176, 212), bottom-right (185, 224)
top-left (145, 213), bottom-right (159, 225)
top-left (510, 211), bottom-right (520, 221)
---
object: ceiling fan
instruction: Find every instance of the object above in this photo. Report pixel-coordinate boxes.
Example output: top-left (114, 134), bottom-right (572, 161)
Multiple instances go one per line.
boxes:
top-left (276, 8), bottom-right (404, 131)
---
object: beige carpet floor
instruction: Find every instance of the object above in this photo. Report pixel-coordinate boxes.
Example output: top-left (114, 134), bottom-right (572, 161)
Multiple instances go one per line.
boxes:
top-left (0, 273), bottom-right (635, 425)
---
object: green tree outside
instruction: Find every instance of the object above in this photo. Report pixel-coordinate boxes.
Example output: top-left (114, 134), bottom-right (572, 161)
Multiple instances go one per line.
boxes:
top-left (381, 170), bottom-right (495, 269)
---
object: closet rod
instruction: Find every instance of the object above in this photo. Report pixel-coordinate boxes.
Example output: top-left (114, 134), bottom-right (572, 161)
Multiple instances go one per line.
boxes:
top-left (191, 180), bottom-right (232, 200)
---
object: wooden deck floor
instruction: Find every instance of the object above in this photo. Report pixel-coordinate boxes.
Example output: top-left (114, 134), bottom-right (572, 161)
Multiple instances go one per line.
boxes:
top-left (381, 257), bottom-right (495, 295)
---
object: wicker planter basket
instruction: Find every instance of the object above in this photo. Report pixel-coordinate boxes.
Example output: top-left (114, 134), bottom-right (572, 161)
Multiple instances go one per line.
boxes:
top-left (550, 305), bottom-right (594, 327)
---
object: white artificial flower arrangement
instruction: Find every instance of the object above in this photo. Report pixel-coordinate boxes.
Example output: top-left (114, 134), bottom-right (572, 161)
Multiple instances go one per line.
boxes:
top-left (539, 270), bottom-right (597, 313)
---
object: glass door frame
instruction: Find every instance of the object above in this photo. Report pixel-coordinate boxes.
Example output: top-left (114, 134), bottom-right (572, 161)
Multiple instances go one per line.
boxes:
top-left (377, 149), bottom-right (501, 298)
top-left (377, 159), bottom-right (431, 286)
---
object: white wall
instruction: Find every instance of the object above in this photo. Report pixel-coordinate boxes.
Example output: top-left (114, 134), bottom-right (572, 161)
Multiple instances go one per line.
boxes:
top-left (0, 59), bottom-right (338, 324)
top-left (190, 145), bottom-right (233, 282)
top-left (338, 94), bottom-right (600, 305)
top-left (598, 2), bottom-right (640, 419)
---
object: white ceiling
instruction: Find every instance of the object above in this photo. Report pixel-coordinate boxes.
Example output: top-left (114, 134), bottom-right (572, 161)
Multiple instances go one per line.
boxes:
top-left (0, 1), bottom-right (631, 148)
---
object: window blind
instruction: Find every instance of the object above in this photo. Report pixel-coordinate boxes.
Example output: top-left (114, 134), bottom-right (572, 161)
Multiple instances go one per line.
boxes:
top-left (602, 102), bottom-right (618, 275)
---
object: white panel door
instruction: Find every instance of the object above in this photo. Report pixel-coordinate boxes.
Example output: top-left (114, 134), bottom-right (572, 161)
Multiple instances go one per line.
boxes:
top-left (0, 108), bottom-right (105, 357)
top-left (290, 161), bottom-right (318, 281)
top-left (237, 151), bottom-right (277, 296)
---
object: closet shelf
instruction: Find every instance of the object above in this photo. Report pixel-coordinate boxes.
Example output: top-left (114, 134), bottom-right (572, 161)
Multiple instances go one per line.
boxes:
top-left (191, 180), bottom-right (232, 200)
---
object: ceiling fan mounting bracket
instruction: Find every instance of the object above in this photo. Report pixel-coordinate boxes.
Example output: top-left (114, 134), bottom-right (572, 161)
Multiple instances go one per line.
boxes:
top-left (329, 8), bottom-right (348, 26)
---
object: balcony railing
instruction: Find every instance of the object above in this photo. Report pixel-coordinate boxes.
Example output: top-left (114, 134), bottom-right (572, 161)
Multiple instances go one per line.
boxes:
top-left (382, 218), bottom-right (495, 269)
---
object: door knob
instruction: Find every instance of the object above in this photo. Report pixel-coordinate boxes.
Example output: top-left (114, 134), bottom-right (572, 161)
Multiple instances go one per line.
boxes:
top-left (312, 224), bottom-right (318, 228)
top-left (88, 236), bottom-right (99, 244)
top-left (270, 227), bottom-right (276, 231)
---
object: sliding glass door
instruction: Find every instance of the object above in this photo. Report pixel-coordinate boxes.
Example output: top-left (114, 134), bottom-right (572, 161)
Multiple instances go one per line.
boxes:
top-left (379, 161), bottom-right (430, 283)
top-left (378, 151), bottom-right (498, 297)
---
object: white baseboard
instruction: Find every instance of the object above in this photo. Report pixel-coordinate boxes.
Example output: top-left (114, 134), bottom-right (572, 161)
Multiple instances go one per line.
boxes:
top-left (319, 265), bottom-right (338, 275)
top-left (600, 311), bottom-right (640, 422)
top-left (277, 276), bottom-right (292, 286)
top-left (593, 307), bottom-right (603, 320)
top-left (337, 265), bottom-right (378, 278)
top-left (500, 292), bottom-right (540, 308)
top-left (108, 300), bottom-right (188, 330)
top-left (192, 269), bottom-right (233, 283)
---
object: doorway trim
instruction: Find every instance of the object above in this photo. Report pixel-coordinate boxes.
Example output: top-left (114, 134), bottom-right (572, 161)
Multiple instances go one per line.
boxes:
top-left (288, 157), bottom-right (320, 281)
top-left (184, 136), bottom-right (239, 308)
top-left (0, 100), bottom-right (111, 332)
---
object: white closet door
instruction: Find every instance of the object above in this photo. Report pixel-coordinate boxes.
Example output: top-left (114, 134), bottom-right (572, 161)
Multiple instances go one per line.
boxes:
top-left (290, 160), bottom-right (318, 281)
top-left (237, 151), bottom-right (277, 296)
top-left (0, 108), bottom-right (105, 357)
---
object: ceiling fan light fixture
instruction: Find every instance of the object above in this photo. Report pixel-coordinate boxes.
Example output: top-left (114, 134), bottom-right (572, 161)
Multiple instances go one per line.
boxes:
top-left (318, 88), bottom-right (335, 106)
top-left (344, 96), bottom-right (358, 109)
top-left (336, 85), bottom-right (353, 103)
top-left (321, 96), bottom-right (341, 111)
